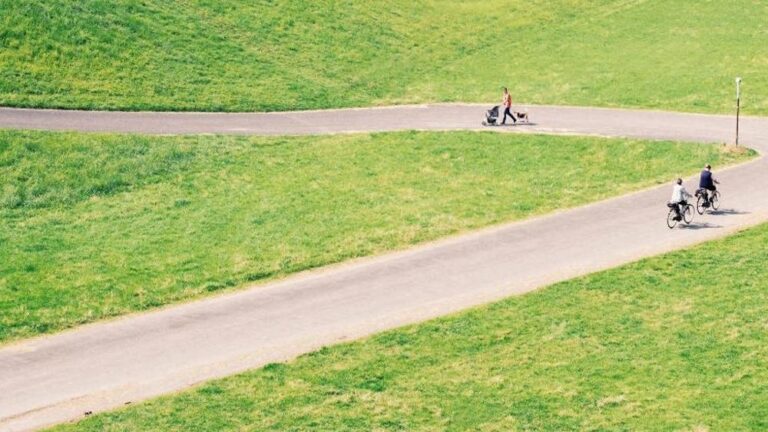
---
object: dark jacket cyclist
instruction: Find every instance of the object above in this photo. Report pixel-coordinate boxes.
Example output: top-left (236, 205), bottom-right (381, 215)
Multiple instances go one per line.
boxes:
top-left (699, 164), bottom-right (719, 192)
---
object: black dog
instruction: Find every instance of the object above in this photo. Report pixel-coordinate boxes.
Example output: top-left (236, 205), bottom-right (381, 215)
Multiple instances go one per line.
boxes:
top-left (514, 111), bottom-right (529, 123)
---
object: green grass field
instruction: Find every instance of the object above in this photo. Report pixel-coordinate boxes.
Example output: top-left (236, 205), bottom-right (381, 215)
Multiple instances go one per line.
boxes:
top-left (52, 221), bottom-right (768, 432)
top-left (1, 0), bottom-right (766, 113)
top-left (0, 130), bottom-right (750, 343)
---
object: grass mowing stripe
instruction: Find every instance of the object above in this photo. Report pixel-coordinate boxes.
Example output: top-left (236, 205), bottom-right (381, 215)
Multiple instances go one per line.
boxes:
top-left (0, 130), bottom-right (752, 343)
top-left (51, 222), bottom-right (768, 431)
top-left (1, 0), bottom-right (767, 114)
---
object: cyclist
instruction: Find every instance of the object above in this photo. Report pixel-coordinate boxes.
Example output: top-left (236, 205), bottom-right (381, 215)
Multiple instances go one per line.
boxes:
top-left (698, 164), bottom-right (719, 205)
top-left (669, 178), bottom-right (692, 220)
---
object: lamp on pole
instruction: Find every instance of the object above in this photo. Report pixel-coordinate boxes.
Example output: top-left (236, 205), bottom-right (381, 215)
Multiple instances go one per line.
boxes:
top-left (735, 77), bottom-right (742, 146)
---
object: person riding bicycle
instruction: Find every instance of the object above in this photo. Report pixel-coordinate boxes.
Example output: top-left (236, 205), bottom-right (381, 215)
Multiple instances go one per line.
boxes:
top-left (669, 178), bottom-right (692, 220)
top-left (698, 164), bottom-right (719, 205)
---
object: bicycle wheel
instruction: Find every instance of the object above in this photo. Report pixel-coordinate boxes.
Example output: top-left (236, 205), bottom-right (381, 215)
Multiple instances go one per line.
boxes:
top-left (667, 208), bottom-right (678, 229)
top-left (683, 204), bottom-right (694, 224)
top-left (711, 191), bottom-right (720, 210)
top-left (696, 195), bottom-right (706, 215)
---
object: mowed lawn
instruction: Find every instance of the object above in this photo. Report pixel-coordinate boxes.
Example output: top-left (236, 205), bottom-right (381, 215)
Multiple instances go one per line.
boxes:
top-left (0, 130), bottom-right (751, 343)
top-left (52, 222), bottom-right (768, 432)
top-left (1, 0), bottom-right (767, 113)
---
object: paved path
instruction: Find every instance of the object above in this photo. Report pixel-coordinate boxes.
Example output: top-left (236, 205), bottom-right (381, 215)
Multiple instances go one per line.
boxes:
top-left (1, 105), bottom-right (768, 431)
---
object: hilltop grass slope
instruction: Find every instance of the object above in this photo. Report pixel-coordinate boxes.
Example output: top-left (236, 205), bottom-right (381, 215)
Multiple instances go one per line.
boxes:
top-left (1, 0), bottom-right (767, 113)
top-left (53, 222), bottom-right (768, 431)
top-left (0, 130), bottom-right (750, 343)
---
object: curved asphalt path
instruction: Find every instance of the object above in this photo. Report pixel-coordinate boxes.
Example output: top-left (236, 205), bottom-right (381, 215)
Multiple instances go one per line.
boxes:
top-left (1, 104), bottom-right (768, 431)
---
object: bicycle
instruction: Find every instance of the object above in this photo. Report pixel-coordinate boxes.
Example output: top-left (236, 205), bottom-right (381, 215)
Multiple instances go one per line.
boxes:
top-left (667, 201), bottom-right (693, 229)
top-left (695, 188), bottom-right (721, 215)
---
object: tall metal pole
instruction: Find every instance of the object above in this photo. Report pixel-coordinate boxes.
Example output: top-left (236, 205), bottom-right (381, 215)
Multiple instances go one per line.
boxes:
top-left (735, 77), bottom-right (742, 146)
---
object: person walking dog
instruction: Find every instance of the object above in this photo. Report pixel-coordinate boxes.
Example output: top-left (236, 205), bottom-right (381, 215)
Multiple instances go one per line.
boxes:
top-left (501, 87), bottom-right (517, 125)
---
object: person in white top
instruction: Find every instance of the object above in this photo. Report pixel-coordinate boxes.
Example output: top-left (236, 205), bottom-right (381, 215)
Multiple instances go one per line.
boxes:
top-left (669, 178), bottom-right (692, 220)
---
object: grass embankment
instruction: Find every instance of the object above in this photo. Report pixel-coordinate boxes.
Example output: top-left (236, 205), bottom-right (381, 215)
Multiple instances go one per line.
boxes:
top-left (0, 130), bottom-right (750, 343)
top-left (1, 0), bottom-right (767, 113)
top-left (54, 222), bottom-right (768, 432)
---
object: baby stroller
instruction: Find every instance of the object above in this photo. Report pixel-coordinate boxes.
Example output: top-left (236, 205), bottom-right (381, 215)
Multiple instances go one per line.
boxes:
top-left (482, 105), bottom-right (500, 126)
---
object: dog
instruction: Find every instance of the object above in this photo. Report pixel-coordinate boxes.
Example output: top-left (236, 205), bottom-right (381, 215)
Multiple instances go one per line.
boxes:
top-left (514, 111), bottom-right (530, 123)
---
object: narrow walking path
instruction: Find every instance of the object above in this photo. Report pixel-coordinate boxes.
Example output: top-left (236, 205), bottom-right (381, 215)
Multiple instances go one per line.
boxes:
top-left (1, 105), bottom-right (767, 431)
